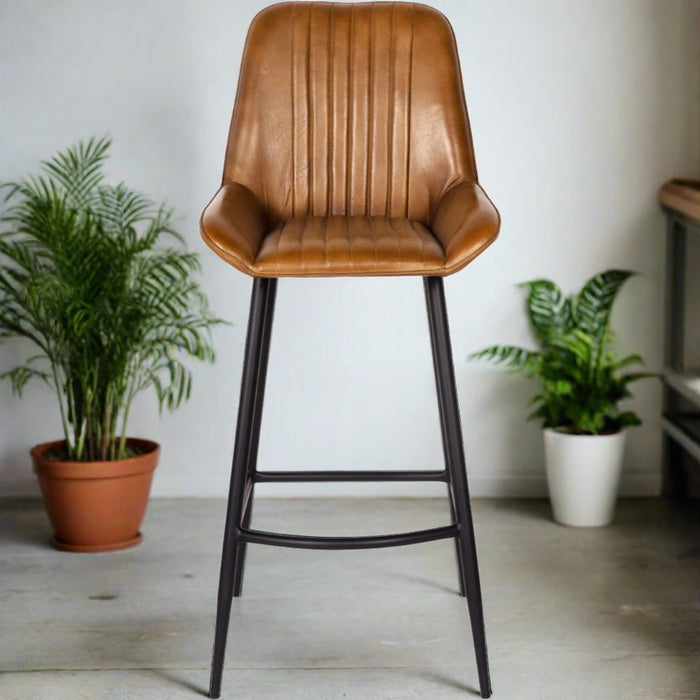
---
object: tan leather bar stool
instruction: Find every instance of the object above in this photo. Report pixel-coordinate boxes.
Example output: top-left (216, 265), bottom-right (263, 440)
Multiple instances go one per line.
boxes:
top-left (201, 3), bottom-right (500, 697)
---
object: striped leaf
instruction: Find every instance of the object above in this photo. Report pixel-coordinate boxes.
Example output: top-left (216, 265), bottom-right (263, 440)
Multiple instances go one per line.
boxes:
top-left (470, 345), bottom-right (541, 374)
top-left (519, 279), bottom-right (562, 341)
top-left (574, 269), bottom-right (634, 339)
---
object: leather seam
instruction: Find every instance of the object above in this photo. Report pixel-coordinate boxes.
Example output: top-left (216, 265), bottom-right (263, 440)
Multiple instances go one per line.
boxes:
top-left (306, 3), bottom-right (313, 216)
top-left (346, 215), bottom-right (353, 269)
top-left (405, 4), bottom-right (415, 218)
top-left (388, 216), bottom-right (402, 265)
top-left (326, 4), bottom-right (334, 217)
top-left (345, 5), bottom-right (354, 216)
top-left (290, 4), bottom-right (297, 217)
top-left (274, 221), bottom-right (284, 270)
top-left (386, 3), bottom-right (396, 217)
top-left (408, 219), bottom-right (427, 266)
top-left (365, 4), bottom-right (375, 217)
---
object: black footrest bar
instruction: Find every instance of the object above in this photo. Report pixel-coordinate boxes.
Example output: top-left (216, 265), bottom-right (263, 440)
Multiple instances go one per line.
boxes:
top-left (254, 469), bottom-right (448, 483)
top-left (240, 524), bottom-right (459, 550)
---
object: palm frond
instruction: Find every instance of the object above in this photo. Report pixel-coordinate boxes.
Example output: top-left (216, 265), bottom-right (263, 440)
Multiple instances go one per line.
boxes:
top-left (0, 363), bottom-right (51, 396)
top-left (470, 345), bottom-right (541, 374)
top-left (40, 136), bottom-right (110, 210)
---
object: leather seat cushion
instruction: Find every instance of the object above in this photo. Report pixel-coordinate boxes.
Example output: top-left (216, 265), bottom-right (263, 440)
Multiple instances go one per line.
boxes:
top-left (253, 216), bottom-right (445, 276)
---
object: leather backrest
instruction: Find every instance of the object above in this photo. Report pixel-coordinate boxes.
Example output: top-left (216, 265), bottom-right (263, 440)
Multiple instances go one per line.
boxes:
top-left (223, 2), bottom-right (477, 226)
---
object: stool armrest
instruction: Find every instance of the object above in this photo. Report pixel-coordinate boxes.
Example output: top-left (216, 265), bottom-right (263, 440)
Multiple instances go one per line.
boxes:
top-left (432, 181), bottom-right (500, 275)
top-left (200, 182), bottom-right (268, 274)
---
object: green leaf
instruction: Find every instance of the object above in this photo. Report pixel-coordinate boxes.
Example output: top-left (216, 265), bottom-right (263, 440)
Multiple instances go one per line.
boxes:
top-left (519, 279), bottom-right (564, 341)
top-left (574, 269), bottom-right (634, 339)
top-left (470, 345), bottom-right (541, 375)
top-left (620, 371), bottom-right (658, 385)
top-left (554, 380), bottom-right (573, 395)
top-left (615, 411), bottom-right (642, 429)
top-left (612, 353), bottom-right (643, 371)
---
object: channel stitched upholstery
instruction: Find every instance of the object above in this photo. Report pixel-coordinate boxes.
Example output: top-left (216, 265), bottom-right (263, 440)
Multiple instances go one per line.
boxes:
top-left (201, 1), bottom-right (500, 277)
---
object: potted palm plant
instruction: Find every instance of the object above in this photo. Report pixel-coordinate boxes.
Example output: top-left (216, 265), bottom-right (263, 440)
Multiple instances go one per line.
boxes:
top-left (472, 270), bottom-right (653, 526)
top-left (0, 137), bottom-right (222, 551)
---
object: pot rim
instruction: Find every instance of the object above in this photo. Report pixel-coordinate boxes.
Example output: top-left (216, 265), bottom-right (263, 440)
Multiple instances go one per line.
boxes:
top-left (31, 438), bottom-right (160, 480)
top-left (543, 427), bottom-right (627, 440)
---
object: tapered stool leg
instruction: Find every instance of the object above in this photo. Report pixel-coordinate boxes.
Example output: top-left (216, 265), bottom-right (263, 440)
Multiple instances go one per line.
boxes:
top-left (209, 277), bottom-right (276, 699)
top-left (425, 289), bottom-right (468, 599)
top-left (233, 278), bottom-right (277, 598)
top-left (447, 492), bottom-right (467, 598)
top-left (232, 487), bottom-right (254, 597)
top-left (424, 276), bottom-right (491, 699)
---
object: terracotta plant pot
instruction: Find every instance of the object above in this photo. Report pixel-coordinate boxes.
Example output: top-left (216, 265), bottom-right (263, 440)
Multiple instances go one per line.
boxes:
top-left (31, 438), bottom-right (159, 552)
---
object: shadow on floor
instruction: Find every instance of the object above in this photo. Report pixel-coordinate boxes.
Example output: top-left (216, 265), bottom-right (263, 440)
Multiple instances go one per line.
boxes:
top-left (484, 497), bottom-right (552, 523)
top-left (153, 669), bottom-right (208, 697)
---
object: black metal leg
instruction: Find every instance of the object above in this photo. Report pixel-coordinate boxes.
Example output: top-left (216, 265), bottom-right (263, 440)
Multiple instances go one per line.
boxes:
top-left (209, 277), bottom-right (276, 700)
top-left (232, 485), bottom-right (255, 596)
top-left (447, 492), bottom-right (467, 597)
top-left (232, 278), bottom-right (277, 597)
top-left (424, 283), bottom-right (468, 598)
top-left (424, 276), bottom-right (491, 699)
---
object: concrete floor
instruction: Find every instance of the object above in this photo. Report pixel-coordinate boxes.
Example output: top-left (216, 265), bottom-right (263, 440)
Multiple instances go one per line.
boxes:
top-left (0, 497), bottom-right (698, 700)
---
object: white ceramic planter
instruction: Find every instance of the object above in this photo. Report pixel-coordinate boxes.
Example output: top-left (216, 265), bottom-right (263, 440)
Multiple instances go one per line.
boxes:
top-left (544, 428), bottom-right (626, 527)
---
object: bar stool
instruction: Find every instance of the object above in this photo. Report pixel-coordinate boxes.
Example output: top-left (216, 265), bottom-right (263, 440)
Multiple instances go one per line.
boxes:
top-left (200, 3), bottom-right (500, 697)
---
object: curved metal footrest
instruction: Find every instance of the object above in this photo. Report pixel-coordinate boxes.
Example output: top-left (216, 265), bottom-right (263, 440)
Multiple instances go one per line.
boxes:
top-left (254, 469), bottom-right (449, 483)
top-left (240, 524), bottom-right (459, 550)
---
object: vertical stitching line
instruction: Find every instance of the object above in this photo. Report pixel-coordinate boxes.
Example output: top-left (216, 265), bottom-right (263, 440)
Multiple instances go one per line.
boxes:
top-left (405, 4), bottom-right (414, 219)
top-left (388, 216), bottom-right (401, 265)
top-left (365, 2), bottom-right (375, 217)
top-left (345, 5), bottom-right (354, 216)
top-left (306, 3), bottom-right (313, 216)
top-left (322, 214), bottom-right (329, 269)
top-left (274, 222), bottom-right (284, 269)
top-left (369, 216), bottom-right (378, 268)
top-left (345, 215), bottom-right (353, 268)
top-left (409, 219), bottom-right (426, 266)
top-left (386, 3), bottom-right (395, 217)
top-left (326, 5), bottom-right (334, 217)
top-left (291, 5), bottom-right (297, 217)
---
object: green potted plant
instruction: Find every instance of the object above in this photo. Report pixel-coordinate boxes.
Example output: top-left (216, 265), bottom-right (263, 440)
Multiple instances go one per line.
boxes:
top-left (471, 269), bottom-right (653, 526)
top-left (0, 137), bottom-right (222, 551)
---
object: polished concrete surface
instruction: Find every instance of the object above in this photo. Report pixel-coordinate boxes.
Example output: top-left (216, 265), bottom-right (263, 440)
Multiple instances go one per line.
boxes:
top-left (0, 497), bottom-right (698, 699)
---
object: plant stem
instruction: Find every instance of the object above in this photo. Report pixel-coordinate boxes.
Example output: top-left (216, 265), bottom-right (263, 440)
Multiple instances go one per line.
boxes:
top-left (117, 387), bottom-right (132, 460)
top-left (100, 397), bottom-right (112, 462)
top-left (51, 362), bottom-right (73, 458)
top-left (65, 373), bottom-right (82, 460)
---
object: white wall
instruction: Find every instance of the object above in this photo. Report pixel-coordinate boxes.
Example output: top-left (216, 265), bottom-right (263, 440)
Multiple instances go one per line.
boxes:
top-left (1, 0), bottom-right (699, 498)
